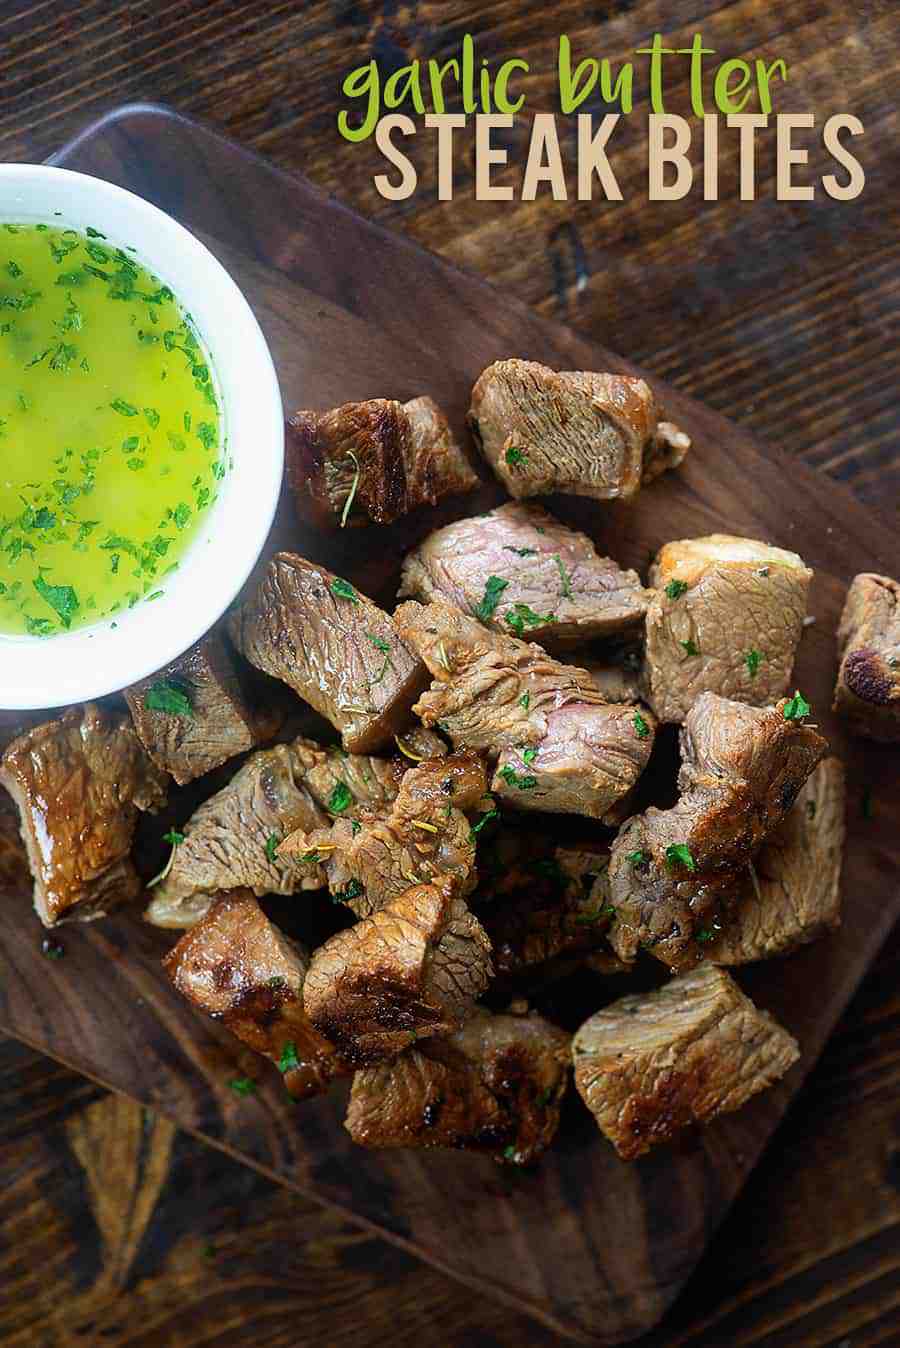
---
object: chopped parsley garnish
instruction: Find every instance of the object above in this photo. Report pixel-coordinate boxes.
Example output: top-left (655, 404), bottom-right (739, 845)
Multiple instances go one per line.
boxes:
top-left (328, 781), bottom-right (353, 814)
top-left (783, 690), bottom-right (811, 721)
top-left (554, 554), bottom-right (573, 599)
top-left (278, 1041), bottom-right (300, 1073)
top-left (366, 633), bottom-right (390, 654)
top-left (665, 578), bottom-right (688, 600)
top-left (470, 807), bottom-right (499, 841)
top-left (695, 926), bottom-right (716, 943)
top-left (330, 576), bottom-right (358, 604)
top-left (521, 746), bottom-right (537, 765)
top-left (110, 397), bottom-right (138, 416)
top-left (33, 574), bottom-right (79, 628)
top-left (745, 649), bottom-right (762, 678)
top-left (626, 850), bottom-right (646, 866)
top-left (503, 546), bottom-right (538, 557)
top-left (502, 1144), bottom-right (517, 1160)
top-left (498, 765), bottom-right (538, 790)
top-left (506, 603), bottom-right (554, 638)
top-left (336, 878), bottom-right (365, 902)
top-left (147, 828), bottom-right (185, 888)
top-left (680, 638), bottom-right (700, 656)
top-left (665, 843), bottom-right (696, 871)
top-left (265, 833), bottom-right (281, 863)
top-left (475, 575), bottom-right (509, 622)
top-left (505, 447), bottom-right (526, 467)
top-left (632, 711), bottom-right (650, 739)
top-left (519, 692), bottom-right (530, 711)
top-left (806, 799), bottom-right (817, 820)
top-left (229, 1077), bottom-right (257, 1097)
top-left (144, 679), bottom-right (193, 718)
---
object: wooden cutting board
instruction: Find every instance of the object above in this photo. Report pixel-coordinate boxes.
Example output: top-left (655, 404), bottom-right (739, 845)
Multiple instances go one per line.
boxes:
top-left (1, 106), bottom-right (897, 1345)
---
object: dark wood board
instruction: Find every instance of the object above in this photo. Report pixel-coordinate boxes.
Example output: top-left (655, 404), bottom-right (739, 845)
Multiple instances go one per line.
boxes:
top-left (0, 105), bottom-right (897, 1344)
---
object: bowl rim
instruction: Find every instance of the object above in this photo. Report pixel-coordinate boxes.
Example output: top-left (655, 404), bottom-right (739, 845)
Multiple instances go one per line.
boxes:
top-left (0, 162), bottom-right (284, 711)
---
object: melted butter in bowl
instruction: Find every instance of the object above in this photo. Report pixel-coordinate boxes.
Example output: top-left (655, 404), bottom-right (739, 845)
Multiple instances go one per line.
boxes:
top-left (0, 165), bottom-right (283, 711)
top-left (0, 222), bottom-right (224, 636)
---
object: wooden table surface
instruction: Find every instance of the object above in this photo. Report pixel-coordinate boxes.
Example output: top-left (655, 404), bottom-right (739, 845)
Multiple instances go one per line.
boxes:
top-left (1, 2), bottom-right (897, 1345)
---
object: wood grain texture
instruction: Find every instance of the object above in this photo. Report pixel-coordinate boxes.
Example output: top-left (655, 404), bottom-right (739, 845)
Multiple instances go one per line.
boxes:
top-left (0, 105), bottom-right (896, 1344)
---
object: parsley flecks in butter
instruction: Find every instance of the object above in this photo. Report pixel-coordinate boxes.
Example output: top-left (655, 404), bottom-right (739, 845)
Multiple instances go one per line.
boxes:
top-left (0, 223), bottom-right (220, 636)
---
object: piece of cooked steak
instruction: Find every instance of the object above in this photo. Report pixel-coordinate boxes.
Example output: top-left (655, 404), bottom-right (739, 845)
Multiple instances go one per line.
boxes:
top-left (573, 964), bottom-right (799, 1159)
top-left (345, 1007), bottom-right (571, 1165)
top-left (286, 395), bottom-right (478, 529)
top-left (607, 693), bottom-right (826, 971)
top-left (1, 705), bottom-right (168, 927)
top-left (643, 534), bottom-right (812, 724)
top-left (303, 746), bottom-right (406, 817)
top-left (145, 736), bottom-right (330, 930)
top-left (709, 757), bottom-right (845, 964)
top-left (468, 359), bottom-right (689, 502)
top-left (394, 599), bottom-right (655, 820)
top-left (304, 876), bottom-right (492, 1066)
top-left (481, 845), bottom-right (615, 976)
top-left (833, 573), bottom-right (900, 742)
top-left (284, 753), bottom-right (487, 918)
top-left (399, 502), bottom-right (649, 649)
top-left (229, 552), bottom-right (428, 753)
top-left (125, 630), bottom-right (280, 785)
top-left (163, 890), bottom-right (346, 1099)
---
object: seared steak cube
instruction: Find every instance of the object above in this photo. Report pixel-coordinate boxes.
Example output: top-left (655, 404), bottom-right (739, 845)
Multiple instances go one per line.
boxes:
top-left (286, 395), bottom-right (478, 529)
top-left (833, 572), bottom-right (900, 742)
top-left (164, 890), bottom-right (345, 1099)
top-left (394, 599), bottom-right (655, 820)
top-left (284, 753), bottom-right (487, 918)
top-left (1, 705), bottom-right (168, 927)
top-left (607, 693), bottom-right (826, 971)
top-left (573, 964), bottom-right (799, 1159)
top-left (304, 877), bottom-right (492, 1066)
top-left (481, 845), bottom-right (614, 976)
top-left (125, 630), bottom-right (279, 785)
top-left (644, 534), bottom-right (812, 724)
top-left (345, 1008), bottom-right (571, 1165)
top-left (469, 359), bottom-right (688, 502)
top-left (146, 736), bottom-right (330, 930)
top-left (399, 502), bottom-right (648, 649)
top-left (229, 552), bottom-right (428, 753)
top-left (709, 757), bottom-right (845, 964)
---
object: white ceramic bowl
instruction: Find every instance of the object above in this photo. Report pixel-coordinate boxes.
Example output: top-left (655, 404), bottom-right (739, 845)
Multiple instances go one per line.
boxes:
top-left (0, 164), bottom-right (284, 710)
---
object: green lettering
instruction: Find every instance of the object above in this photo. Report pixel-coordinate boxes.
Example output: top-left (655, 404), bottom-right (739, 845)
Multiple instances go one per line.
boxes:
top-left (494, 58), bottom-right (529, 114)
top-left (714, 58), bottom-right (752, 114)
top-left (756, 57), bottom-right (788, 114)
top-left (337, 63), bottom-right (380, 142)
top-left (558, 35), bottom-right (598, 114)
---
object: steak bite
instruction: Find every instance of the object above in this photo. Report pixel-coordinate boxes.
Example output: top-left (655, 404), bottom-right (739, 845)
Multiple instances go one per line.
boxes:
top-left (304, 747), bottom-right (406, 818)
top-left (145, 736), bottom-right (331, 931)
top-left (284, 753), bottom-right (487, 919)
top-left (833, 573), bottom-right (900, 742)
top-left (229, 552), bottom-right (428, 753)
top-left (480, 845), bottom-right (616, 976)
top-left (643, 534), bottom-right (812, 724)
top-left (304, 877), bottom-right (492, 1066)
top-left (125, 630), bottom-right (280, 786)
top-left (1, 705), bottom-right (168, 927)
top-left (607, 693), bottom-right (826, 972)
top-left (468, 359), bottom-right (689, 502)
top-left (709, 757), bottom-right (846, 964)
top-left (286, 395), bottom-right (478, 530)
top-left (394, 599), bottom-right (655, 820)
top-left (163, 890), bottom-right (346, 1099)
top-left (399, 502), bottom-right (649, 649)
top-left (573, 964), bottom-right (799, 1160)
top-left (345, 1007), bottom-right (571, 1165)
